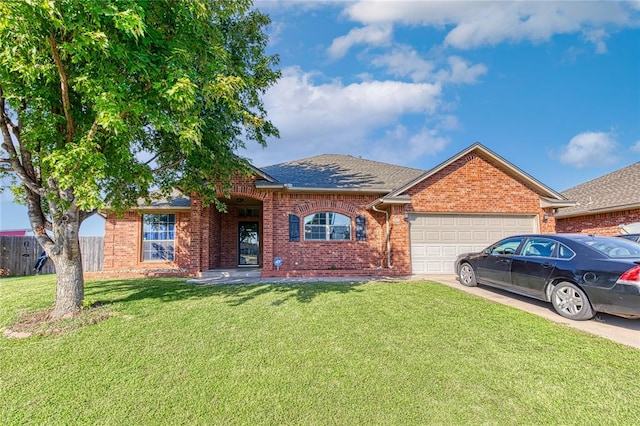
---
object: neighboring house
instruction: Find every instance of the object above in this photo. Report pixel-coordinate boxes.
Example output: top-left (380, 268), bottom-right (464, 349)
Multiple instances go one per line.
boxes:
top-left (101, 143), bottom-right (572, 277)
top-left (0, 229), bottom-right (31, 236)
top-left (555, 162), bottom-right (640, 236)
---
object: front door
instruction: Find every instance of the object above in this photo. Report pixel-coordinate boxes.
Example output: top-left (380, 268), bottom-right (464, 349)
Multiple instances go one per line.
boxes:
top-left (238, 222), bottom-right (259, 266)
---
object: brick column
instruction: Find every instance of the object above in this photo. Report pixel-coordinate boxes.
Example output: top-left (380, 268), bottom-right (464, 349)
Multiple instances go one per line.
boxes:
top-left (189, 194), bottom-right (203, 274)
top-left (261, 194), bottom-right (274, 274)
top-left (389, 206), bottom-right (411, 275)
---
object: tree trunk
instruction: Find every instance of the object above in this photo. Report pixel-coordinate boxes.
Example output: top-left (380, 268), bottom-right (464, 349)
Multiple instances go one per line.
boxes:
top-left (48, 217), bottom-right (84, 319)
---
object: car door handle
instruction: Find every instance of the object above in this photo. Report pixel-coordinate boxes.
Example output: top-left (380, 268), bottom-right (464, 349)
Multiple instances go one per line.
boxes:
top-left (500, 258), bottom-right (511, 264)
top-left (542, 262), bottom-right (554, 268)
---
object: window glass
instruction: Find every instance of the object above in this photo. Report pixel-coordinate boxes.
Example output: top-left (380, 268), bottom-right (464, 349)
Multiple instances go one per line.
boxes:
top-left (304, 212), bottom-right (351, 241)
top-left (522, 238), bottom-right (556, 257)
top-left (586, 238), bottom-right (640, 258)
top-left (489, 237), bottom-right (524, 255)
top-left (558, 244), bottom-right (575, 259)
top-left (142, 214), bottom-right (175, 261)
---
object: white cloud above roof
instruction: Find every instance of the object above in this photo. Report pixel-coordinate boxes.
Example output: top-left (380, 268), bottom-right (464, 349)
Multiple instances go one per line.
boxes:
top-left (246, 66), bottom-right (447, 166)
top-left (557, 131), bottom-right (619, 168)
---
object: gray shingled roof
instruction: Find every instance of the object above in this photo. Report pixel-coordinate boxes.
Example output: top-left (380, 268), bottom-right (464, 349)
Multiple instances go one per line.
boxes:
top-left (135, 189), bottom-right (191, 209)
top-left (260, 154), bottom-right (425, 191)
top-left (556, 162), bottom-right (640, 217)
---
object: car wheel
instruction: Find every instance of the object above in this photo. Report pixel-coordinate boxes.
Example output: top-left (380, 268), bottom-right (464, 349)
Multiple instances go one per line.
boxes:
top-left (551, 282), bottom-right (595, 321)
top-left (458, 263), bottom-right (477, 287)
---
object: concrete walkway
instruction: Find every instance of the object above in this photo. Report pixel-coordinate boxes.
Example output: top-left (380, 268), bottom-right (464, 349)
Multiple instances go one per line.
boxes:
top-left (188, 273), bottom-right (640, 350)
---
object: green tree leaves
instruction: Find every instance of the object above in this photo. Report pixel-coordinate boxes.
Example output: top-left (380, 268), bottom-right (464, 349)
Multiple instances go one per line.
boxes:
top-left (0, 0), bottom-right (279, 317)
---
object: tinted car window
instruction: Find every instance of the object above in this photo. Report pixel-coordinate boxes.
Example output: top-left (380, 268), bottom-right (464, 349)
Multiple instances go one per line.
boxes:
top-left (522, 238), bottom-right (556, 257)
top-left (557, 244), bottom-right (575, 259)
top-left (489, 237), bottom-right (524, 255)
top-left (617, 234), bottom-right (640, 243)
top-left (585, 238), bottom-right (640, 258)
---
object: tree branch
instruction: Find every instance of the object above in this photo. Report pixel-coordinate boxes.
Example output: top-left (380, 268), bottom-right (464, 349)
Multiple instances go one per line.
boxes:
top-left (16, 102), bottom-right (38, 183)
top-left (0, 89), bottom-right (44, 195)
top-left (152, 156), bottom-right (185, 173)
top-left (48, 33), bottom-right (75, 143)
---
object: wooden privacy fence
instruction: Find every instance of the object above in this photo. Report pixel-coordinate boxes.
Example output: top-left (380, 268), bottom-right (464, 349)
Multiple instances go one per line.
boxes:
top-left (0, 236), bottom-right (104, 277)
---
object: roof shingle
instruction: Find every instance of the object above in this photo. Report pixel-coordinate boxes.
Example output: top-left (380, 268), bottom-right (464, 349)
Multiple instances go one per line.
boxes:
top-left (260, 154), bottom-right (424, 191)
top-left (556, 162), bottom-right (640, 217)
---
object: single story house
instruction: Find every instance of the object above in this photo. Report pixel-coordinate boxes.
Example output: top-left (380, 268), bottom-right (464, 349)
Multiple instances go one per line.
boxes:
top-left (555, 161), bottom-right (640, 235)
top-left (101, 143), bottom-right (574, 277)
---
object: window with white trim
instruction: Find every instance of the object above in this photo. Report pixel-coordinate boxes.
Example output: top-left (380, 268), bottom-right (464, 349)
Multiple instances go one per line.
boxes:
top-left (142, 214), bottom-right (175, 261)
top-left (304, 212), bottom-right (351, 241)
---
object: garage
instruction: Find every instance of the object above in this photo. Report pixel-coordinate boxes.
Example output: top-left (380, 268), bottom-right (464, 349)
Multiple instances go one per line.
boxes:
top-left (409, 214), bottom-right (538, 274)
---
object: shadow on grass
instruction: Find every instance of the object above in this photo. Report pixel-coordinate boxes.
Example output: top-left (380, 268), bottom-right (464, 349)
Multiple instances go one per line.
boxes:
top-left (85, 278), bottom-right (366, 307)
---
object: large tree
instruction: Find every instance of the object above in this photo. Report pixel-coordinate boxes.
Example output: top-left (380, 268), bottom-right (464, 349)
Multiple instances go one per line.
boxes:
top-left (0, 0), bottom-right (279, 318)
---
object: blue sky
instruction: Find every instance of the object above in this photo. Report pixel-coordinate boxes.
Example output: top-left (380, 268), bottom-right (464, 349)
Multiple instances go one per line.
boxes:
top-left (1, 0), bottom-right (639, 236)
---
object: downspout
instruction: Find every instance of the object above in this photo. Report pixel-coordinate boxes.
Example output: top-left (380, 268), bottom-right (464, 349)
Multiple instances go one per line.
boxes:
top-left (371, 204), bottom-right (392, 269)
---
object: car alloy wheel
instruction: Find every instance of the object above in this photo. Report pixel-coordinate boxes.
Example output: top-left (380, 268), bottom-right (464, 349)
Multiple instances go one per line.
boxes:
top-left (459, 263), bottom-right (477, 287)
top-left (551, 282), bottom-right (594, 321)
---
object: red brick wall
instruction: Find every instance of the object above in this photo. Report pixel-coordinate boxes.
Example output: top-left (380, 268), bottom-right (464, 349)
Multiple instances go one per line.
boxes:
top-left (407, 154), bottom-right (542, 213)
top-left (261, 192), bottom-right (386, 277)
top-left (556, 208), bottom-right (640, 236)
top-left (103, 210), bottom-right (191, 272)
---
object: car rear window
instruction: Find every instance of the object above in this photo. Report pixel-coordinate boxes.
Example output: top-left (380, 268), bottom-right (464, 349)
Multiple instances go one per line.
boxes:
top-left (584, 239), bottom-right (640, 258)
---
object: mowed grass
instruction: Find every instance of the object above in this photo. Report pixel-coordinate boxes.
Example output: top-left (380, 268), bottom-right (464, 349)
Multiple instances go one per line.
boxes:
top-left (1, 276), bottom-right (639, 425)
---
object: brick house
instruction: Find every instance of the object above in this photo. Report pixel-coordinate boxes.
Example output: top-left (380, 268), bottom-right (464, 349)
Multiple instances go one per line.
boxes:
top-left (555, 162), bottom-right (640, 236)
top-left (101, 143), bottom-right (572, 277)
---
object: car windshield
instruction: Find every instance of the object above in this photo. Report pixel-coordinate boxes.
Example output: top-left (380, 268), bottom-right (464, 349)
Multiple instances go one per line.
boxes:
top-left (584, 238), bottom-right (640, 259)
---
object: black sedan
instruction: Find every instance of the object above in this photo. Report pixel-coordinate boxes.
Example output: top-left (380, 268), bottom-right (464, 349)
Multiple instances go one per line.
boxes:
top-left (454, 234), bottom-right (640, 320)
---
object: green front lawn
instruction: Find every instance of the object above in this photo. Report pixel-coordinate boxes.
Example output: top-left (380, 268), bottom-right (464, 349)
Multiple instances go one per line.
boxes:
top-left (1, 276), bottom-right (638, 425)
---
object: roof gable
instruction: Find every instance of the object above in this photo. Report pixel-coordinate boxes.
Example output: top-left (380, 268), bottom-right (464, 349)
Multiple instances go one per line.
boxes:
top-left (556, 162), bottom-right (640, 217)
top-left (259, 154), bottom-right (424, 192)
top-left (385, 143), bottom-right (567, 201)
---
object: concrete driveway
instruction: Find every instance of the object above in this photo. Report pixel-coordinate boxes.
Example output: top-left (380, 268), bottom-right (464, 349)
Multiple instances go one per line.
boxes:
top-left (423, 274), bottom-right (640, 350)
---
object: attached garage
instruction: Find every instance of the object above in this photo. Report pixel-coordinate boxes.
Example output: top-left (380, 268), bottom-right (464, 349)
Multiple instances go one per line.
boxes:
top-left (409, 214), bottom-right (538, 274)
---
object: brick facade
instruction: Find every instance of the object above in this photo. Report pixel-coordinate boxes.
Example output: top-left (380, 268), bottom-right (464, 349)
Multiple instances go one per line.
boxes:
top-left (556, 208), bottom-right (640, 236)
top-left (100, 151), bottom-right (556, 278)
top-left (102, 210), bottom-right (191, 274)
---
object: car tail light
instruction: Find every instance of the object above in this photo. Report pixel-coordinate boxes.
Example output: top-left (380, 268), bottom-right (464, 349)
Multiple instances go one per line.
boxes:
top-left (617, 265), bottom-right (640, 284)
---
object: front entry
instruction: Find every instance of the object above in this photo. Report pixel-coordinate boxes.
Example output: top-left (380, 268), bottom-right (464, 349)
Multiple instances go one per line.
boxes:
top-left (238, 222), bottom-right (259, 266)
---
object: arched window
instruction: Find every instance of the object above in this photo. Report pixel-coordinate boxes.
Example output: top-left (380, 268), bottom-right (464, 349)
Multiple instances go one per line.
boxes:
top-left (304, 212), bottom-right (351, 241)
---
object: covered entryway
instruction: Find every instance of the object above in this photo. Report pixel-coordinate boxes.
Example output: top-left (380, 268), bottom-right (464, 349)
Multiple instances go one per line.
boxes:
top-left (409, 213), bottom-right (538, 274)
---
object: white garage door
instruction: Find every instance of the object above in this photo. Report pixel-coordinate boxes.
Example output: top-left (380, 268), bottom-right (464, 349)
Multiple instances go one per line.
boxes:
top-left (409, 214), bottom-right (538, 274)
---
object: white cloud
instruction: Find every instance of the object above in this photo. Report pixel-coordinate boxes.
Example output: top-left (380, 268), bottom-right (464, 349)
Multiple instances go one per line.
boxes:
top-left (557, 131), bottom-right (619, 168)
top-left (342, 1), bottom-right (637, 51)
top-left (370, 45), bottom-right (435, 82)
top-left (327, 25), bottom-right (392, 59)
top-left (363, 124), bottom-right (451, 165)
top-left (436, 56), bottom-right (488, 84)
top-left (370, 46), bottom-right (487, 85)
top-left (583, 28), bottom-right (609, 54)
top-left (631, 141), bottom-right (640, 153)
top-left (242, 67), bottom-right (447, 166)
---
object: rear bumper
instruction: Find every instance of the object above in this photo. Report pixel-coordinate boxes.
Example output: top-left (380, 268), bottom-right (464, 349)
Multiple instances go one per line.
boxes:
top-left (590, 283), bottom-right (640, 318)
